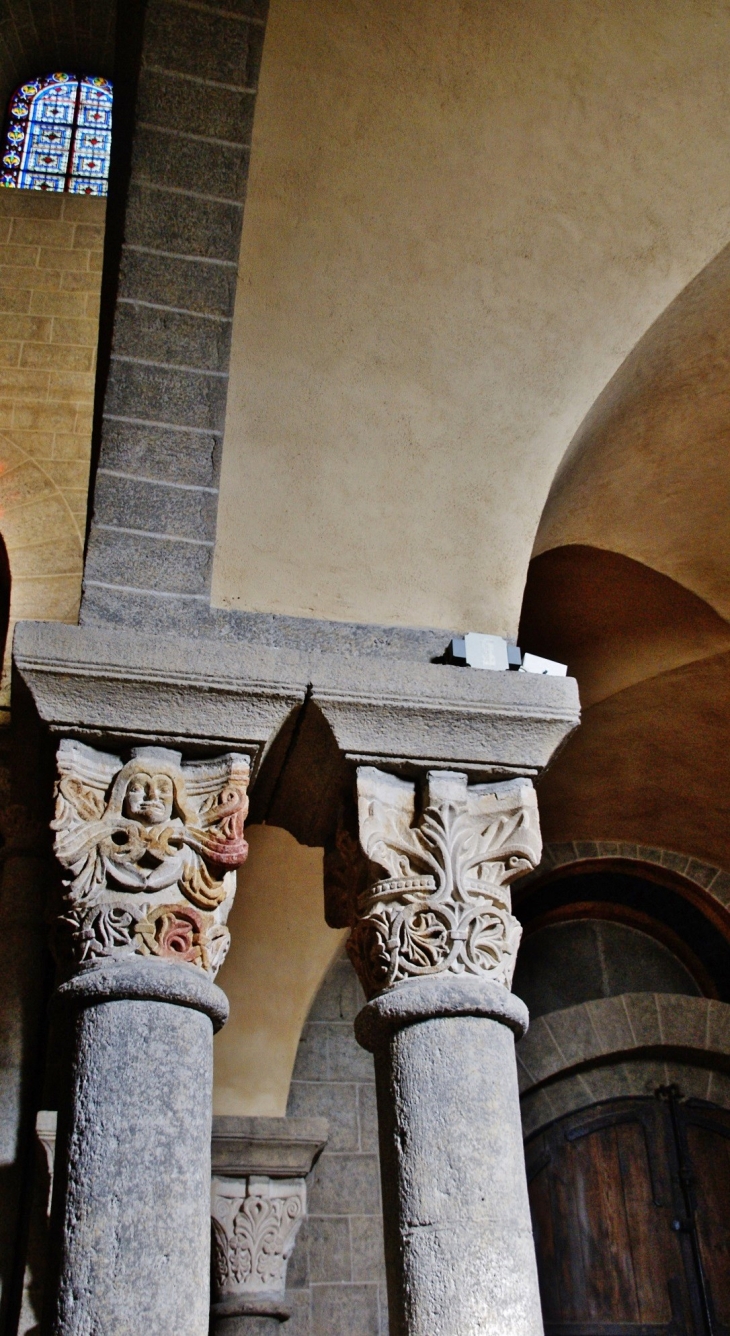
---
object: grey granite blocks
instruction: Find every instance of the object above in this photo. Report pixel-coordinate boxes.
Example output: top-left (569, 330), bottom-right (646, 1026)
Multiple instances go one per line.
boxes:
top-left (118, 249), bottom-right (237, 318)
top-left (85, 526), bottom-right (213, 596)
top-left (113, 302), bottom-right (233, 372)
top-left (82, 0), bottom-right (270, 617)
top-left (92, 470), bottom-right (218, 542)
top-left (285, 954), bottom-right (388, 1336)
top-left (98, 420), bottom-right (220, 488)
top-left (144, 1), bottom-right (265, 87)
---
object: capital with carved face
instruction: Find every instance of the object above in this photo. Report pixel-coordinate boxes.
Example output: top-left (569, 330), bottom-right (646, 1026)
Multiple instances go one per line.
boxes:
top-left (51, 740), bottom-right (251, 976)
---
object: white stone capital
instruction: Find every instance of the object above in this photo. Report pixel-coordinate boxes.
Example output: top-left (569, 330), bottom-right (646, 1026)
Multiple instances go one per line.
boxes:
top-left (345, 766), bottom-right (542, 998)
top-left (211, 1175), bottom-right (306, 1302)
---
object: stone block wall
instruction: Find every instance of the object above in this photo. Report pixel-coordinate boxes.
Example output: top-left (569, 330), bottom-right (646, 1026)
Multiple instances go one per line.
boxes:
top-left (81, 0), bottom-right (268, 633)
top-left (285, 952), bottom-right (388, 1336)
top-left (0, 189), bottom-right (105, 717)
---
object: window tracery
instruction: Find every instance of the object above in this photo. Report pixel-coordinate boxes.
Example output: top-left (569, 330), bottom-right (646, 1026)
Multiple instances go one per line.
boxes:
top-left (1, 72), bottom-right (112, 195)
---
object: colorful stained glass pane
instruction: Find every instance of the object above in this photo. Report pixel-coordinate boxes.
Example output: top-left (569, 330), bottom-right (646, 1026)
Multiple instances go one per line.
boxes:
top-left (1, 73), bottom-right (112, 194)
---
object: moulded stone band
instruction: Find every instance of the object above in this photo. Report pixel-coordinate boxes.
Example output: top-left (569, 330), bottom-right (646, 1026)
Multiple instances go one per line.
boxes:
top-left (354, 974), bottom-right (529, 1052)
top-left (54, 957), bottom-right (229, 1031)
top-left (210, 1296), bottom-right (291, 1320)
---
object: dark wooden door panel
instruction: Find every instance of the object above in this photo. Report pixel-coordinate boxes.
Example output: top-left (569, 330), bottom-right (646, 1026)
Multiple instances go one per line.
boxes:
top-left (526, 1098), bottom-right (697, 1336)
top-left (680, 1105), bottom-right (730, 1333)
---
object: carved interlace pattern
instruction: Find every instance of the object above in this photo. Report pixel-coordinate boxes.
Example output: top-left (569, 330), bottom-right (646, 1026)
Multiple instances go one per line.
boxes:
top-left (347, 767), bottom-right (542, 998)
top-left (211, 1177), bottom-right (305, 1299)
top-left (52, 740), bottom-right (250, 975)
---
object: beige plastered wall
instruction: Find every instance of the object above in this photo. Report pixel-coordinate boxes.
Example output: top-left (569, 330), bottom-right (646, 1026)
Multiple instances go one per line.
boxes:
top-left (214, 825), bottom-right (346, 1116)
top-left (0, 189), bottom-right (104, 718)
top-left (212, 0), bottom-right (730, 640)
top-left (212, 0), bottom-right (730, 1112)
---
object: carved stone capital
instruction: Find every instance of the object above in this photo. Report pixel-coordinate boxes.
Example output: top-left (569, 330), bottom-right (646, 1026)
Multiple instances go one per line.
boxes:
top-left (342, 766), bottom-right (542, 999)
top-left (51, 740), bottom-right (251, 976)
top-left (211, 1176), bottom-right (306, 1305)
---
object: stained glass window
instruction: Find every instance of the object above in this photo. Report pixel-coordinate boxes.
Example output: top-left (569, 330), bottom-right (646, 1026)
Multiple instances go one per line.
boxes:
top-left (1, 73), bottom-right (113, 195)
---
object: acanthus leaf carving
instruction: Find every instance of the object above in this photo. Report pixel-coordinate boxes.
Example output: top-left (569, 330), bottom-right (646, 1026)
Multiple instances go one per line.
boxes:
top-left (52, 740), bottom-right (250, 976)
top-left (211, 1176), bottom-right (305, 1300)
top-left (346, 767), bottom-right (542, 998)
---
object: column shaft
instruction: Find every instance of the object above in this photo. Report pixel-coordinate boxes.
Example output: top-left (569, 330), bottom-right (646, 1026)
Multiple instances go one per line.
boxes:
top-left (44, 984), bottom-right (216, 1336)
top-left (0, 851), bottom-right (51, 1336)
top-left (215, 1320), bottom-right (279, 1336)
top-left (340, 767), bottom-right (548, 1336)
top-left (373, 1010), bottom-right (542, 1336)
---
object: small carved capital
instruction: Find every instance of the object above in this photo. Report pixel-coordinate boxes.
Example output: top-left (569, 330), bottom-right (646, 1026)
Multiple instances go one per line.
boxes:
top-left (51, 740), bottom-right (251, 976)
top-left (211, 1176), bottom-right (306, 1301)
top-left (344, 767), bottom-right (542, 998)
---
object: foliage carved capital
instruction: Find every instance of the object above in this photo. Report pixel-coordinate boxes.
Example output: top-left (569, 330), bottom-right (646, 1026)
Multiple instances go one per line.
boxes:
top-left (52, 740), bottom-right (250, 976)
top-left (345, 766), bottom-right (542, 998)
top-left (211, 1176), bottom-right (305, 1301)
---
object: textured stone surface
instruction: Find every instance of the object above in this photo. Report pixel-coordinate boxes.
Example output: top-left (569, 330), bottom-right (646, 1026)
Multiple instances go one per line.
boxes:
top-left (521, 1056), bottom-right (730, 1137)
top-left (285, 953), bottom-right (387, 1336)
top-left (80, 0), bottom-right (269, 619)
top-left (56, 957), bottom-right (229, 1029)
top-left (370, 1003), bottom-right (542, 1336)
top-left (516, 992), bottom-right (730, 1097)
top-left (44, 987), bottom-right (215, 1335)
top-left (15, 620), bottom-right (579, 847)
top-left (518, 839), bottom-right (730, 927)
top-left (0, 192), bottom-right (106, 714)
top-left (211, 1117), bottom-right (328, 1177)
top-left (357, 975), bottom-right (529, 1051)
top-left (215, 1318), bottom-right (280, 1336)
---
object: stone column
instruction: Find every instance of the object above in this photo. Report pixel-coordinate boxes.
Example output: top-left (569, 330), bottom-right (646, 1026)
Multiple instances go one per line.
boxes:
top-left (332, 767), bottom-right (545, 1336)
top-left (41, 741), bottom-right (251, 1336)
top-left (210, 1115), bottom-right (328, 1336)
top-left (0, 805), bottom-right (53, 1336)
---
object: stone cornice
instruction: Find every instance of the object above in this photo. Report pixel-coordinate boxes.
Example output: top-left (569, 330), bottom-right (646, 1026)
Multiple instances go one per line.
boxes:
top-left (14, 619), bottom-right (580, 782)
top-left (211, 1116), bottom-right (328, 1178)
top-left (13, 620), bottom-right (307, 771)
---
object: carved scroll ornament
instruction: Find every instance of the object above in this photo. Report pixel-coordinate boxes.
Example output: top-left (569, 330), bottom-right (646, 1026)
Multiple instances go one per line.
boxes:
top-left (211, 1176), bottom-right (305, 1301)
top-left (52, 740), bottom-right (250, 976)
top-left (345, 767), bottom-right (542, 998)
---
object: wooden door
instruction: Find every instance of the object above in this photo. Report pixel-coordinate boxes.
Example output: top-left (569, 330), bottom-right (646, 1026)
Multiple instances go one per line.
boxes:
top-left (672, 1102), bottom-right (730, 1335)
top-left (525, 1094), bottom-right (730, 1336)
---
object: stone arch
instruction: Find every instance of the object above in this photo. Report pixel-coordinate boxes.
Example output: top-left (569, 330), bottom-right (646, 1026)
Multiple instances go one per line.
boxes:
top-left (518, 993), bottom-right (730, 1136)
top-left (515, 843), bottom-right (730, 933)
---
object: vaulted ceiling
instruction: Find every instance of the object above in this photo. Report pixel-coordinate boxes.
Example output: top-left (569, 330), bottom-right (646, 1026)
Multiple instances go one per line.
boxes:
top-left (521, 245), bottom-right (730, 866)
top-left (0, 0), bottom-right (116, 114)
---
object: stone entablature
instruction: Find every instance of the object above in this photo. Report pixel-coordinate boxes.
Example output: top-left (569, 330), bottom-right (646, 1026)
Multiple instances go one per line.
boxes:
top-left (52, 740), bottom-right (251, 976)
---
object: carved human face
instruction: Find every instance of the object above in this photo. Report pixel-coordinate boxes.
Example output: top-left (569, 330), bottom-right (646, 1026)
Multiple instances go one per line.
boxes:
top-left (123, 772), bottom-right (174, 826)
